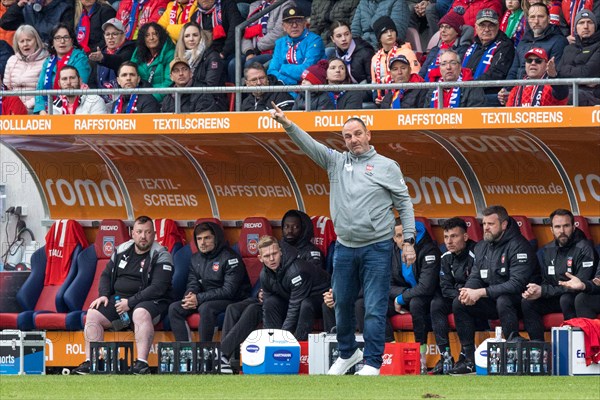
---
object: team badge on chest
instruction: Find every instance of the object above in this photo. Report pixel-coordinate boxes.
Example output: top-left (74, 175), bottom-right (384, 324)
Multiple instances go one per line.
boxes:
top-left (212, 262), bottom-right (220, 272)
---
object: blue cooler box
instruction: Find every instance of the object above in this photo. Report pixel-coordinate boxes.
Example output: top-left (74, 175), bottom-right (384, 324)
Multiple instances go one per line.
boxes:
top-left (241, 329), bottom-right (300, 374)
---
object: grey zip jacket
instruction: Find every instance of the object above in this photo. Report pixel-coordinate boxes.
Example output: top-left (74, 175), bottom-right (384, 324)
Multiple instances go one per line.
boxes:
top-left (283, 123), bottom-right (415, 247)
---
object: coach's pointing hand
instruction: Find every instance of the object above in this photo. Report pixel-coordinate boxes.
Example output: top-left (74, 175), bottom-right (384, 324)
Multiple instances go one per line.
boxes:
top-left (270, 102), bottom-right (292, 128)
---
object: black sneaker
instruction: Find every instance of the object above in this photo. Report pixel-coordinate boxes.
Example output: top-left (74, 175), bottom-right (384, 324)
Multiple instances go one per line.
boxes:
top-left (429, 359), bottom-right (444, 375)
top-left (73, 360), bottom-right (91, 375)
top-left (449, 358), bottom-right (475, 375)
top-left (220, 356), bottom-right (233, 374)
top-left (132, 360), bottom-right (150, 375)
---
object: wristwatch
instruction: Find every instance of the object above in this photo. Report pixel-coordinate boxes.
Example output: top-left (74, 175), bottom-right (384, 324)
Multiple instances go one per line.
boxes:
top-left (403, 237), bottom-right (415, 245)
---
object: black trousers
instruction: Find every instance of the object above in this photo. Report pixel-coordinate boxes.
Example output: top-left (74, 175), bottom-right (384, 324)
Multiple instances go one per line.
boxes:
top-left (221, 298), bottom-right (263, 358)
top-left (575, 293), bottom-right (600, 318)
top-left (522, 293), bottom-right (577, 341)
top-left (262, 294), bottom-right (323, 341)
top-left (453, 294), bottom-right (521, 359)
top-left (169, 299), bottom-right (235, 342)
top-left (354, 298), bottom-right (397, 343)
top-left (431, 293), bottom-right (453, 352)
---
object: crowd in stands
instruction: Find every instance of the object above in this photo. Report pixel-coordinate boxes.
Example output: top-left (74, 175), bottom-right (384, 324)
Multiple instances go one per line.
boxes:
top-left (1, 0), bottom-right (599, 115)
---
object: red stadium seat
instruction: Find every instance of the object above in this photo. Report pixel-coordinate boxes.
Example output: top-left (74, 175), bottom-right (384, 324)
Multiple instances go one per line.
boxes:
top-left (573, 216), bottom-right (593, 242)
top-left (189, 218), bottom-right (223, 253)
top-left (543, 313), bottom-right (564, 329)
top-left (459, 216), bottom-right (483, 242)
top-left (390, 313), bottom-right (456, 331)
top-left (66, 220), bottom-right (130, 330)
top-left (1, 220), bottom-right (87, 330)
top-left (512, 215), bottom-right (538, 249)
top-left (154, 218), bottom-right (185, 254)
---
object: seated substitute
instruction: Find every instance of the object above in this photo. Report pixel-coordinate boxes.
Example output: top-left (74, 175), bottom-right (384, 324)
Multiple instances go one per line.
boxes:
top-left (259, 235), bottom-right (331, 340)
top-left (522, 209), bottom-right (596, 340)
top-left (450, 205), bottom-right (535, 375)
top-left (559, 264), bottom-right (600, 319)
top-left (168, 222), bottom-right (251, 342)
top-left (73, 216), bottom-right (174, 375)
top-left (282, 209), bottom-right (324, 269)
top-left (430, 217), bottom-right (477, 374)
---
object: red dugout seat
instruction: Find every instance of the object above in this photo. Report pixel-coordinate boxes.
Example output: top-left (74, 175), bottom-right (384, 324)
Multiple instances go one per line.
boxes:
top-left (1, 220), bottom-right (87, 330)
top-left (512, 215), bottom-right (538, 249)
top-left (573, 216), bottom-right (593, 242)
top-left (459, 216), bottom-right (483, 242)
top-left (390, 313), bottom-right (456, 331)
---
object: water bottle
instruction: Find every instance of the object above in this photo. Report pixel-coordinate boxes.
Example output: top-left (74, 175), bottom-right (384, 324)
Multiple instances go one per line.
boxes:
top-left (442, 347), bottom-right (452, 374)
top-left (114, 296), bottom-right (130, 327)
top-left (420, 344), bottom-right (427, 375)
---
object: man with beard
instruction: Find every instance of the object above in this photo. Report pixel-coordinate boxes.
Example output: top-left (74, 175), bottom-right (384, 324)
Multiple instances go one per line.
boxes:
top-left (522, 209), bottom-right (596, 341)
top-left (281, 210), bottom-right (324, 269)
top-left (73, 216), bottom-right (174, 375)
top-left (450, 205), bottom-right (535, 374)
top-left (51, 65), bottom-right (106, 114)
top-left (111, 61), bottom-right (160, 113)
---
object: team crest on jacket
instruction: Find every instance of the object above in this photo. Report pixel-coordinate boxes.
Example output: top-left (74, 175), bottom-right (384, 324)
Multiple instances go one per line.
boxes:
top-left (501, 254), bottom-right (505, 263)
top-left (212, 262), bottom-right (220, 272)
top-left (567, 258), bottom-right (573, 267)
top-left (365, 164), bottom-right (374, 176)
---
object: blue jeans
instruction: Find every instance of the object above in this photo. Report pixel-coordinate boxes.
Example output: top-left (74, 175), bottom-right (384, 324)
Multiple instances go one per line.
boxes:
top-left (332, 239), bottom-right (392, 368)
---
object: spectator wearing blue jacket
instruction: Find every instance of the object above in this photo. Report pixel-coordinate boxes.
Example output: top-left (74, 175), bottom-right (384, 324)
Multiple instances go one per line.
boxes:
top-left (267, 6), bottom-right (324, 85)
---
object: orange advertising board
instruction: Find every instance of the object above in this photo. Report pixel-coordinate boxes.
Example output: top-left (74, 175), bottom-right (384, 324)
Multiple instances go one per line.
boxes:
top-left (1, 136), bottom-right (128, 220)
top-left (435, 130), bottom-right (570, 216)
top-left (530, 128), bottom-right (600, 217)
top-left (83, 136), bottom-right (213, 220)
top-left (0, 107), bottom-right (598, 135)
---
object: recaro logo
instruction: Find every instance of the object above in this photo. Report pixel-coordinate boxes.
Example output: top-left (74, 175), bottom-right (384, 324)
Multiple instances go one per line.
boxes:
top-left (100, 225), bottom-right (119, 231)
top-left (244, 223), bottom-right (263, 229)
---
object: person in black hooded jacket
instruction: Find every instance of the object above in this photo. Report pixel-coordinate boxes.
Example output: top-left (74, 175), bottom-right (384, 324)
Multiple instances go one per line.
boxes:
top-left (281, 209), bottom-right (324, 270)
top-left (521, 209), bottom-right (596, 341)
top-left (430, 217), bottom-right (476, 374)
top-left (390, 218), bottom-right (441, 347)
top-left (259, 235), bottom-right (330, 340)
top-left (450, 205), bottom-right (536, 375)
top-left (168, 221), bottom-right (251, 342)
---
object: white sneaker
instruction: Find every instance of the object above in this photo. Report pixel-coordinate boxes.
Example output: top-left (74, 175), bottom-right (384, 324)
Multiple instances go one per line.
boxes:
top-left (355, 365), bottom-right (380, 376)
top-left (327, 348), bottom-right (363, 375)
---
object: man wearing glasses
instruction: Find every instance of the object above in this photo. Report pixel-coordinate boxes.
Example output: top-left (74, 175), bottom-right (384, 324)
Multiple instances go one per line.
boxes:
top-left (241, 62), bottom-right (293, 111)
top-left (267, 6), bottom-right (324, 86)
top-left (501, 47), bottom-right (568, 107)
top-left (462, 9), bottom-right (515, 106)
top-left (424, 49), bottom-right (485, 108)
top-left (88, 18), bottom-right (136, 89)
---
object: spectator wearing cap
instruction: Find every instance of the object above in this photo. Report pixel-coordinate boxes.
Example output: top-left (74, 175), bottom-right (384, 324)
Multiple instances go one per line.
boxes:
top-left (499, 0), bottom-right (526, 46)
top-left (558, 9), bottom-right (600, 105)
top-left (267, 6), bottom-right (325, 86)
top-left (424, 49), bottom-right (486, 108)
top-left (190, 0), bottom-right (243, 61)
top-left (0, 0), bottom-right (73, 43)
top-left (501, 2), bottom-right (568, 96)
top-left (241, 61), bottom-right (294, 111)
top-left (380, 54), bottom-right (426, 109)
top-left (330, 20), bottom-right (375, 84)
top-left (88, 18), bottom-right (136, 90)
top-left (502, 47), bottom-right (568, 106)
top-left (73, 0), bottom-right (116, 54)
top-left (161, 57), bottom-right (222, 112)
top-left (158, 0), bottom-right (198, 42)
top-left (425, 1), bottom-right (454, 39)
top-left (370, 15), bottom-right (421, 104)
top-left (420, 10), bottom-right (473, 81)
top-left (293, 59), bottom-right (332, 110)
top-left (448, 0), bottom-right (503, 28)
top-left (462, 9), bottom-right (515, 105)
top-left (351, 0), bottom-right (410, 50)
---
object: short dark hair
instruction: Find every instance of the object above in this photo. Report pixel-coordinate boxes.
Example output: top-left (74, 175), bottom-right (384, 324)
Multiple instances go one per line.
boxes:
top-left (117, 61), bottom-right (139, 76)
top-left (329, 20), bottom-right (351, 38)
top-left (482, 205), bottom-right (509, 223)
top-left (529, 2), bottom-right (550, 15)
top-left (442, 217), bottom-right (467, 232)
top-left (395, 217), bottom-right (403, 227)
top-left (549, 209), bottom-right (574, 225)
top-left (48, 23), bottom-right (81, 56)
top-left (195, 222), bottom-right (214, 236)
top-left (135, 215), bottom-right (153, 226)
top-left (343, 117), bottom-right (367, 130)
top-left (59, 65), bottom-right (80, 79)
top-left (243, 62), bottom-right (266, 79)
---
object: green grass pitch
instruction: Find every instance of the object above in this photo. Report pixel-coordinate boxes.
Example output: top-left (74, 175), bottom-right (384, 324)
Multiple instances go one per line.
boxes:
top-left (1, 375), bottom-right (599, 399)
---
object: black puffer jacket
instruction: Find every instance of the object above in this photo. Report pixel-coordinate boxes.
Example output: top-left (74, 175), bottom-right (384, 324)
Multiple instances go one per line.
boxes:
top-left (98, 241), bottom-right (174, 308)
top-left (192, 47), bottom-right (228, 112)
top-left (539, 228), bottom-right (597, 298)
top-left (389, 222), bottom-right (441, 304)
top-left (186, 222), bottom-right (251, 304)
top-left (558, 30), bottom-right (600, 79)
top-left (466, 217), bottom-right (536, 299)
top-left (334, 36), bottom-right (376, 83)
top-left (281, 209), bottom-right (324, 270)
top-left (260, 242), bottom-right (330, 332)
top-left (440, 239), bottom-right (477, 299)
top-left (242, 75), bottom-right (294, 111)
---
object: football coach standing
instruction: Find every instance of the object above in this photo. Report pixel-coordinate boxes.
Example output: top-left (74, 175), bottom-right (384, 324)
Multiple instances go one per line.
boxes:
top-left (270, 102), bottom-right (416, 375)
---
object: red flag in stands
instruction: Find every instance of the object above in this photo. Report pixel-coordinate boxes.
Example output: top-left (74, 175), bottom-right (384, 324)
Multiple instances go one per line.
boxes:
top-left (44, 220), bottom-right (88, 285)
